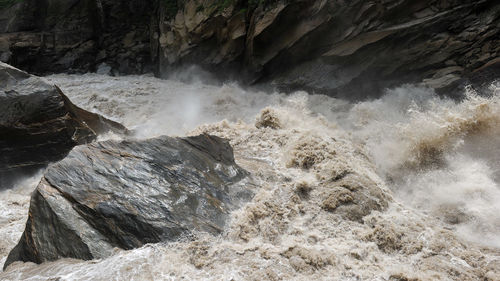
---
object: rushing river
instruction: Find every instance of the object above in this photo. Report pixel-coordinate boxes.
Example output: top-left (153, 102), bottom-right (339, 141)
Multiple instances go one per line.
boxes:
top-left (1, 73), bottom-right (499, 280)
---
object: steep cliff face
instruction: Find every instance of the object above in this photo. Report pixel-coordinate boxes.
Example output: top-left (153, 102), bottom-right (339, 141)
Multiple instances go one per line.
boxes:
top-left (1, 0), bottom-right (499, 98)
top-left (0, 0), bottom-right (155, 74)
top-left (158, 0), bottom-right (499, 98)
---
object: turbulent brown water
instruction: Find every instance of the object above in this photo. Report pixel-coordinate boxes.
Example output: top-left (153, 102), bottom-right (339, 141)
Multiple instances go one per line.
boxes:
top-left (0, 74), bottom-right (499, 280)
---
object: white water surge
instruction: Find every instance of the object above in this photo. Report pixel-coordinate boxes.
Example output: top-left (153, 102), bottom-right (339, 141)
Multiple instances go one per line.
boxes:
top-left (0, 73), bottom-right (499, 280)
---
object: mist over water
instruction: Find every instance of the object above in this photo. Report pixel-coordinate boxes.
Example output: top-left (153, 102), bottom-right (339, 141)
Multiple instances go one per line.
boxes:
top-left (1, 74), bottom-right (499, 280)
top-left (43, 73), bottom-right (284, 138)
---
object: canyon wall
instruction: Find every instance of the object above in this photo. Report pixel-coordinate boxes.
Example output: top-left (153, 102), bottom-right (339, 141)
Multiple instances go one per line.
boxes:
top-left (1, 0), bottom-right (499, 98)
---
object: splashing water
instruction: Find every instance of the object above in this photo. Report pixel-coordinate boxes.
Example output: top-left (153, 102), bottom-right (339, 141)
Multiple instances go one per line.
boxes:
top-left (0, 74), bottom-right (499, 280)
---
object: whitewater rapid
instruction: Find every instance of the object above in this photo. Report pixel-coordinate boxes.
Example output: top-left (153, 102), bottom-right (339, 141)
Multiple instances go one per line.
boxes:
top-left (0, 73), bottom-right (499, 280)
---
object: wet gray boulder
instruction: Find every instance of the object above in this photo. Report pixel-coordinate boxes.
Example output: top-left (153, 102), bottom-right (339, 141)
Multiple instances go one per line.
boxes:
top-left (4, 134), bottom-right (252, 269)
top-left (0, 62), bottom-right (127, 188)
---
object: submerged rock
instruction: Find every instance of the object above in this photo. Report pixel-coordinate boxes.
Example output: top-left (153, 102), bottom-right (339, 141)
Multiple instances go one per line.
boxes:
top-left (4, 134), bottom-right (252, 269)
top-left (0, 62), bottom-right (127, 188)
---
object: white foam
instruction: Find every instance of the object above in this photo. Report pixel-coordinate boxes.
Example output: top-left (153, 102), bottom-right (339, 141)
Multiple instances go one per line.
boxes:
top-left (1, 75), bottom-right (499, 280)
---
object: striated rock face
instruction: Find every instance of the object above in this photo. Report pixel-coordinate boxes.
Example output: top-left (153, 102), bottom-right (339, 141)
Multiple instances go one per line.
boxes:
top-left (0, 62), bottom-right (127, 187)
top-left (1, 0), bottom-right (498, 97)
top-left (155, 0), bottom-right (499, 98)
top-left (4, 134), bottom-right (252, 269)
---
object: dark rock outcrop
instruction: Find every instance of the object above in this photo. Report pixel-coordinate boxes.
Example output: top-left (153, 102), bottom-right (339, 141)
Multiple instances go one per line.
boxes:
top-left (0, 62), bottom-right (127, 188)
top-left (0, 0), bottom-right (155, 74)
top-left (4, 134), bottom-right (252, 269)
top-left (157, 0), bottom-right (500, 98)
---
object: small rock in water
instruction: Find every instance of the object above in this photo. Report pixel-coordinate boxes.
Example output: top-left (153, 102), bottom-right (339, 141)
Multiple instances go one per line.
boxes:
top-left (96, 63), bottom-right (112, 75)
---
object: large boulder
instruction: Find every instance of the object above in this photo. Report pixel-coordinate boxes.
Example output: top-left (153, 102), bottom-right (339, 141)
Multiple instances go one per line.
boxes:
top-left (0, 62), bottom-right (127, 187)
top-left (3, 134), bottom-right (252, 269)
